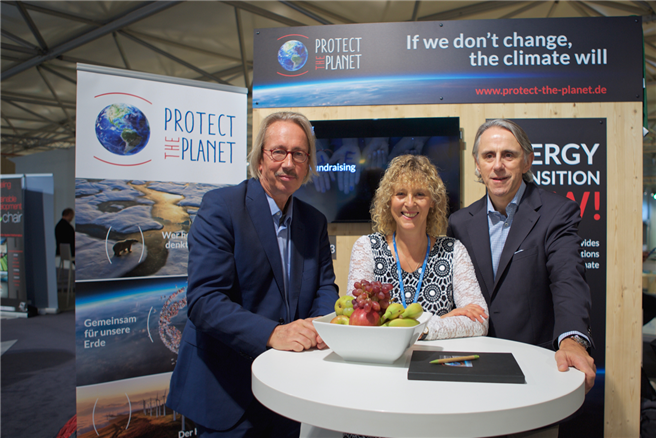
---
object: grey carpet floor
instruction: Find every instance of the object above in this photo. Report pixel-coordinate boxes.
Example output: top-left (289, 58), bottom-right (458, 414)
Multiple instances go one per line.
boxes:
top-left (1, 309), bottom-right (76, 438)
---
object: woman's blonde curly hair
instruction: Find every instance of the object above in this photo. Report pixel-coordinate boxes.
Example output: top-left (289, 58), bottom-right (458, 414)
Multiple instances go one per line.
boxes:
top-left (370, 154), bottom-right (448, 237)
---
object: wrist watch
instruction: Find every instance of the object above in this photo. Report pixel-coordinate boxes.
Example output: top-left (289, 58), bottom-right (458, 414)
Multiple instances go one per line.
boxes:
top-left (418, 327), bottom-right (429, 341)
top-left (565, 334), bottom-right (590, 350)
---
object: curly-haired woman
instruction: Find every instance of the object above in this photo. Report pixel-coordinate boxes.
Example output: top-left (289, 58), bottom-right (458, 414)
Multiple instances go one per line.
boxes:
top-left (347, 154), bottom-right (488, 340)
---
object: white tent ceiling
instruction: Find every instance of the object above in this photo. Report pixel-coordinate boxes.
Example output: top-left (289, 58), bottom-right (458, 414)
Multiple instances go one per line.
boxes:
top-left (3, 1), bottom-right (656, 187)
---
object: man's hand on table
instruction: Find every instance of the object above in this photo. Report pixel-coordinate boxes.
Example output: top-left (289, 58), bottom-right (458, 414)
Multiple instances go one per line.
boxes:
top-left (267, 318), bottom-right (328, 352)
top-left (555, 337), bottom-right (596, 393)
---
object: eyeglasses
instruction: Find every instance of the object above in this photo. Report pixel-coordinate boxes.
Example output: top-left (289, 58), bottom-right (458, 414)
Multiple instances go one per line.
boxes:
top-left (264, 148), bottom-right (310, 163)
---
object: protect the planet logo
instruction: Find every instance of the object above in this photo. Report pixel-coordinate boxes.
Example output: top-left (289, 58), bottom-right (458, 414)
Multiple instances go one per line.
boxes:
top-left (95, 103), bottom-right (150, 156)
top-left (278, 40), bottom-right (308, 72)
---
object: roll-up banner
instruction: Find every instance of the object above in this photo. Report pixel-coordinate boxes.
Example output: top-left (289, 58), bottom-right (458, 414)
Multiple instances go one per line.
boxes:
top-left (0, 175), bottom-right (27, 314)
top-left (253, 16), bottom-right (642, 107)
top-left (74, 64), bottom-right (247, 437)
top-left (514, 118), bottom-right (607, 434)
top-left (515, 119), bottom-right (607, 369)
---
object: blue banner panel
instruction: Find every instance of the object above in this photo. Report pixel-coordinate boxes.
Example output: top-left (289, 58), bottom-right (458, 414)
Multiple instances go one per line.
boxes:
top-left (253, 17), bottom-right (642, 107)
top-left (75, 276), bottom-right (188, 386)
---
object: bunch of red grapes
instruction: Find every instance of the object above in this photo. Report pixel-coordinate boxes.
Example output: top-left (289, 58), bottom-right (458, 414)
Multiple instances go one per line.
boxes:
top-left (352, 280), bottom-right (393, 315)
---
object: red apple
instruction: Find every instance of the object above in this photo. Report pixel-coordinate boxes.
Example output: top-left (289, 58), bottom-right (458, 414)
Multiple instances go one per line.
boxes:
top-left (349, 308), bottom-right (380, 326)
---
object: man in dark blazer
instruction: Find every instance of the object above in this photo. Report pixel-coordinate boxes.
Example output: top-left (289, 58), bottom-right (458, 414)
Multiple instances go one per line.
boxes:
top-left (167, 112), bottom-right (339, 437)
top-left (447, 119), bottom-right (596, 395)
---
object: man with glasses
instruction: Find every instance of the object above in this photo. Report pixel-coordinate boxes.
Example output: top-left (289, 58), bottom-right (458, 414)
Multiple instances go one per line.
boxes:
top-left (167, 111), bottom-right (338, 437)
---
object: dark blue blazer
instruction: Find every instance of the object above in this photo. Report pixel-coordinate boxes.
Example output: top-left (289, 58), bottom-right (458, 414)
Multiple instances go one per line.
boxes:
top-left (167, 178), bottom-right (338, 430)
top-left (447, 183), bottom-right (592, 350)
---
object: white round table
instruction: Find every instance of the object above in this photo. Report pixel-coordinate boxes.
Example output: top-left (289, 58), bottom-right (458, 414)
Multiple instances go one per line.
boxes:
top-left (252, 336), bottom-right (585, 438)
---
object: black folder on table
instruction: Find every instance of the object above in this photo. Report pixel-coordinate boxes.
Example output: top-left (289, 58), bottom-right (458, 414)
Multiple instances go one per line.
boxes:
top-left (407, 350), bottom-right (526, 384)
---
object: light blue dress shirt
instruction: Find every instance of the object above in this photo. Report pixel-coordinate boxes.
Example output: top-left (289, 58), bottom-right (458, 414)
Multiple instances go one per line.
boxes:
top-left (487, 181), bottom-right (526, 279)
top-left (265, 194), bottom-right (293, 322)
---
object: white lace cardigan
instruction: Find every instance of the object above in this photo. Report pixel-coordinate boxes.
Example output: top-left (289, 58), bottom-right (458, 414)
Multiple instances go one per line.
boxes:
top-left (346, 234), bottom-right (489, 340)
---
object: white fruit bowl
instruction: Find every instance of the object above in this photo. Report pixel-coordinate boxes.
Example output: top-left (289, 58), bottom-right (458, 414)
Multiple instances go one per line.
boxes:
top-left (312, 311), bottom-right (432, 364)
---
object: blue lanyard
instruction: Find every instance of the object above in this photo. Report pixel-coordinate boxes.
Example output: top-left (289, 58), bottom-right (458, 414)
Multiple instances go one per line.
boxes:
top-left (393, 233), bottom-right (430, 308)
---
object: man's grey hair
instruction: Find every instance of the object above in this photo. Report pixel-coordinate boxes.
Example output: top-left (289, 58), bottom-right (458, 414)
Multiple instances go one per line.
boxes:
top-left (247, 111), bottom-right (317, 184)
top-left (472, 119), bottom-right (534, 183)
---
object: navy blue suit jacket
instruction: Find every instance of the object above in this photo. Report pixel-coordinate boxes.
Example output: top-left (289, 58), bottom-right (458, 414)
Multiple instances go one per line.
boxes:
top-left (167, 178), bottom-right (338, 430)
top-left (447, 183), bottom-right (592, 350)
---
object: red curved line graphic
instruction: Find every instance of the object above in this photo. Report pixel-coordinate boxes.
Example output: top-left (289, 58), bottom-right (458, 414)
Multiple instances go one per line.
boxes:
top-left (94, 93), bottom-right (152, 104)
top-left (276, 71), bottom-right (309, 77)
top-left (93, 156), bottom-right (152, 166)
top-left (277, 34), bottom-right (309, 40)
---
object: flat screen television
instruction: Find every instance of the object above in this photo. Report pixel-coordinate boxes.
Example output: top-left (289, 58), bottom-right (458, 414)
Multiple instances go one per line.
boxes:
top-left (294, 117), bottom-right (461, 223)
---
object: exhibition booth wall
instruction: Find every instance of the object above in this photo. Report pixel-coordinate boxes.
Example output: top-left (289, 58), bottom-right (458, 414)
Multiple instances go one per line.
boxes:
top-left (252, 16), bottom-right (643, 437)
top-left (62, 14), bottom-right (644, 437)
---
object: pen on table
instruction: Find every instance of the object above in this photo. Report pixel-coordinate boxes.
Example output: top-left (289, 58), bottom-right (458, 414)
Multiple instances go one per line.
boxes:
top-left (430, 354), bottom-right (479, 364)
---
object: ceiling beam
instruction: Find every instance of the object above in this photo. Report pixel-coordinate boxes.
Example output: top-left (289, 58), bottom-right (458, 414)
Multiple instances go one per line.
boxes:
top-left (1, 53), bottom-right (26, 62)
top-left (499, 1), bottom-right (543, 19)
top-left (1, 42), bottom-right (39, 55)
top-left (1, 125), bottom-right (65, 133)
top-left (587, 1), bottom-right (651, 14)
top-left (279, 1), bottom-right (332, 25)
top-left (221, 1), bottom-right (306, 27)
top-left (234, 8), bottom-right (251, 90)
top-left (191, 64), bottom-right (254, 84)
top-left (2, 93), bottom-right (76, 109)
top-left (419, 1), bottom-right (523, 21)
top-left (39, 64), bottom-right (76, 85)
top-left (646, 1), bottom-right (656, 14)
top-left (117, 30), bottom-right (231, 85)
top-left (1, 121), bottom-right (72, 144)
top-left (7, 118), bottom-right (73, 136)
top-left (1, 134), bottom-right (75, 149)
top-left (126, 30), bottom-right (243, 64)
top-left (2, 116), bottom-right (18, 136)
top-left (4, 1), bottom-right (101, 26)
top-left (1, 1), bottom-right (183, 81)
top-left (4, 99), bottom-right (59, 124)
top-left (0, 115), bottom-right (52, 123)
top-left (287, 1), bottom-right (354, 24)
top-left (15, 0), bottom-right (48, 51)
top-left (645, 51), bottom-right (656, 67)
top-left (54, 54), bottom-right (121, 69)
top-left (1, 29), bottom-right (41, 51)
top-left (113, 32), bottom-right (131, 70)
top-left (645, 34), bottom-right (656, 44)
top-left (1, 133), bottom-right (73, 142)
top-left (411, 1), bottom-right (421, 21)
top-left (36, 65), bottom-right (72, 122)
top-left (569, 1), bottom-right (594, 17)
top-left (546, 1), bottom-right (559, 18)
top-left (629, 0), bottom-right (653, 11)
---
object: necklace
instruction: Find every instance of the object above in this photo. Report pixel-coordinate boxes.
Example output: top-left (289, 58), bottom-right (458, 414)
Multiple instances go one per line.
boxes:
top-left (398, 240), bottom-right (425, 272)
top-left (392, 233), bottom-right (430, 308)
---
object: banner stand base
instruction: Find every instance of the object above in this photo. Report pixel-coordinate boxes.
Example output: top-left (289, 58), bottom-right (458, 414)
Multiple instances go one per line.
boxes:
top-left (1, 310), bottom-right (29, 318)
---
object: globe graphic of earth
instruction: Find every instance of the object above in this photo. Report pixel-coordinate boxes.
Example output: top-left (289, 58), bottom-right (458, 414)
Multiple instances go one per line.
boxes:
top-left (278, 40), bottom-right (308, 72)
top-left (95, 103), bottom-right (150, 156)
